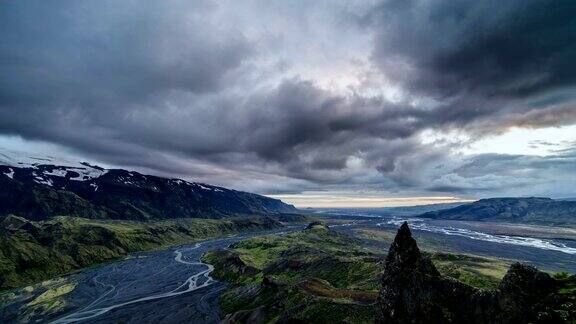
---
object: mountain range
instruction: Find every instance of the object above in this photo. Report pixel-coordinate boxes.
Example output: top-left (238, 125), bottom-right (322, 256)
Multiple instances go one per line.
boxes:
top-left (419, 197), bottom-right (576, 226)
top-left (0, 154), bottom-right (296, 221)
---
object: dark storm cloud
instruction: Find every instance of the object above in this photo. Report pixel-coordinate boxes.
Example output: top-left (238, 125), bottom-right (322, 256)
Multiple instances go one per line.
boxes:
top-left (0, 1), bottom-right (251, 100)
top-left (0, 0), bottom-right (575, 197)
top-left (365, 0), bottom-right (576, 138)
top-left (368, 0), bottom-right (576, 98)
top-left (362, 0), bottom-right (576, 193)
top-left (0, 0), bottom-right (386, 187)
top-left (0, 1), bottom-right (252, 149)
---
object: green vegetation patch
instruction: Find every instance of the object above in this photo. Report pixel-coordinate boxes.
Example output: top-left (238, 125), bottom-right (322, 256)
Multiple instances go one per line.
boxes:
top-left (27, 282), bottom-right (76, 307)
top-left (205, 223), bottom-right (529, 323)
top-left (552, 273), bottom-right (576, 321)
top-left (203, 225), bottom-right (379, 323)
top-left (0, 215), bottom-right (282, 290)
top-left (430, 252), bottom-right (510, 290)
top-left (0, 277), bottom-right (79, 323)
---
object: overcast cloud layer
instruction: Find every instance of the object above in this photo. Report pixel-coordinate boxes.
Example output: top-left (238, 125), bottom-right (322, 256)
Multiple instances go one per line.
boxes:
top-left (1, 0), bottom-right (575, 202)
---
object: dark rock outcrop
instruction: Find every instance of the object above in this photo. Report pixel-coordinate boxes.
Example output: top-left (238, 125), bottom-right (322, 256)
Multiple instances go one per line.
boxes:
top-left (305, 221), bottom-right (326, 230)
top-left (376, 222), bottom-right (561, 324)
top-left (204, 249), bottom-right (260, 278)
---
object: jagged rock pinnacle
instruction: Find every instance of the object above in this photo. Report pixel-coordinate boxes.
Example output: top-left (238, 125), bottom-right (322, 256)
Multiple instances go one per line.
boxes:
top-left (377, 222), bottom-right (444, 323)
top-left (398, 221), bottom-right (410, 233)
top-left (385, 221), bottom-right (424, 271)
top-left (393, 222), bottom-right (414, 248)
top-left (376, 223), bottom-right (561, 324)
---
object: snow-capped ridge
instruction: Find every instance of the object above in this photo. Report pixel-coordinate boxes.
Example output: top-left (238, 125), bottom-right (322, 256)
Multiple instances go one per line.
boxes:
top-left (0, 149), bottom-right (108, 182)
top-left (0, 149), bottom-right (298, 221)
top-left (1, 148), bottom-right (255, 197)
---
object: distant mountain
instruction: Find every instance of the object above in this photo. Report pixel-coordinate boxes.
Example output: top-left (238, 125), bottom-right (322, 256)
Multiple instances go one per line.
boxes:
top-left (419, 197), bottom-right (576, 226)
top-left (314, 202), bottom-right (467, 218)
top-left (370, 202), bottom-right (468, 217)
top-left (0, 154), bottom-right (296, 221)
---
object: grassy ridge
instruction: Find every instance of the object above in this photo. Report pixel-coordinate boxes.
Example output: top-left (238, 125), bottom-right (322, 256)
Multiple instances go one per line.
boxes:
top-left (0, 215), bottom-right (283, 290)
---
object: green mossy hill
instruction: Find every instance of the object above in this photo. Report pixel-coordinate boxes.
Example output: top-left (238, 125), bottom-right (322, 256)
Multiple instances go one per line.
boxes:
top-left (202, 224), bottom-right (379, 323)
top-left (0, 277), bottom-right (77, 323)
top-left (429, 252), bottom-right (510, 290)
top-left (202, 223), bottom-right (514, 323)
top-left (0, 215), bottom-right (282, 290)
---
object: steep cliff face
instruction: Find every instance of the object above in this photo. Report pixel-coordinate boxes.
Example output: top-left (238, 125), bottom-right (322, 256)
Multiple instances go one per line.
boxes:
top-left (376, 222), bottom-right (567, 324)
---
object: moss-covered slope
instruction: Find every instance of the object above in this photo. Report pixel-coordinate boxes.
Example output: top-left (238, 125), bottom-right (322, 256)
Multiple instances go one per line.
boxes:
top-left (202, 223), bottom-right (515, 323)
top-left (0, 215), bottom-right (282, 290)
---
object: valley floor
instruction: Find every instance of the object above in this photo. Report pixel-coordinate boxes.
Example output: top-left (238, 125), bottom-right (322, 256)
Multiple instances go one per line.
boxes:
top-left (2, 216), bottom-right (575, 323)
top-left (0, 215), bottom-right (284, 290)
top-left (205, 222), bottom-right (576, 323)
top-left (0, 225), bottom-right (303, 323)
top-left (203, 222), bottom-right (518, 323)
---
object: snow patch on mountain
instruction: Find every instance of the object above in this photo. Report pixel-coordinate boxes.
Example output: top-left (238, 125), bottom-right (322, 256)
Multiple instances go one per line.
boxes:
top-left (44, 169), bottom-right (69, 177)
top-left (0, 149), bottom-right (74, 169)
top-left (3, 168), bottom-right (14, 179)
top-left (33, 173), bottom-right (53, 186)
top-left (195, 183), bottom-right (224, 192)
top-left (0, 148), bottom-right (108, 181)
top-left (1, 148), bottom-right (228, 194)
top-left (67, 167), bottom-right (108, 181)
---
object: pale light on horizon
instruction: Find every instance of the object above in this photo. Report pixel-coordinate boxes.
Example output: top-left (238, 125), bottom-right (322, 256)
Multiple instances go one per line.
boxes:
top-left (267, 192), bottom-right (473, 208)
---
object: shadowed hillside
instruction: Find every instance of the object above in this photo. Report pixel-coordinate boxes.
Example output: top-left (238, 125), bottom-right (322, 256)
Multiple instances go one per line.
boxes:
top-left (0, 163), bottom-right (296, 221)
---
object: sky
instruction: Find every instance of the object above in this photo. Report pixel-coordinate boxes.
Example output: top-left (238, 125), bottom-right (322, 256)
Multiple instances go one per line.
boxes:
top-left (1, 0), bottom-right (575, 207)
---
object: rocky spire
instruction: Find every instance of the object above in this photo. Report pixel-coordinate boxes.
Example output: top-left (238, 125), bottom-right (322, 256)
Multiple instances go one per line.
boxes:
top-left (376, 222), bottom-right (445, 324)
top-left (376, 222), bottom-right (563, 324)
top-left (384, 222), bottom-right (437, 276)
